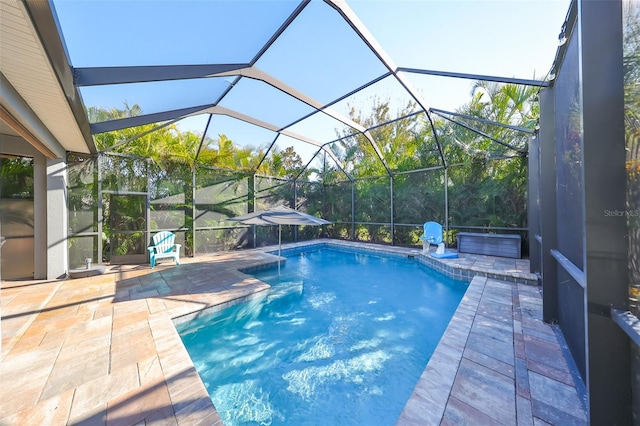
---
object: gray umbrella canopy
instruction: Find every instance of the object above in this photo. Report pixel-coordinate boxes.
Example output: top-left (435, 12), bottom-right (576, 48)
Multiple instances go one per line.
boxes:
top-left (228, 205), bottom-right (331, 226)
top-left (228, 205), bottom-right (331, 270)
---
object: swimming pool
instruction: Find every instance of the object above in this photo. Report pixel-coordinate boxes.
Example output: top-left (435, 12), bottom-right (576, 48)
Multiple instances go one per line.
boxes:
top-left (177, 247), bottom-right (468, 425)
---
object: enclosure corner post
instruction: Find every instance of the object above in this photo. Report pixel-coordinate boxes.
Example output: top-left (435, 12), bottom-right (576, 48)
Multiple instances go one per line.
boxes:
top-left (191, 166), bottom-right (196, 257)
top-left (539, 87), bottom-right (558, 323)
top-left (390, 175), bottom-right (394, 246)
top-left (249, 173), bottom-right (256, 248)
top-left (527, 133), bottom-right (541, 276)
top-left (351, 180), bottom-right (356, 241)
top-left (444, 167), bottom-right (449, 246)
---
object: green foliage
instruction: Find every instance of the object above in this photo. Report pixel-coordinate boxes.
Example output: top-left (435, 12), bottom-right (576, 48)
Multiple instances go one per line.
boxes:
top-left (447, 156), bottom-right (527, 229)
top-left (0, 157), bottom-right (35, 239)
top-left (0, 157), bottom-right (34, 199)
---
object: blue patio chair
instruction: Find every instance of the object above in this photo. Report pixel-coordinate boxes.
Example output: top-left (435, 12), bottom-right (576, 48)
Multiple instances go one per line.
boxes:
top-left (148, 231), bottom-right (181, 268)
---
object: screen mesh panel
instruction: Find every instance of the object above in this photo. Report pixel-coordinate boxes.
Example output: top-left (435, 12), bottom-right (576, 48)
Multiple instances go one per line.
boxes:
top-left (554, 33), bottom-right (584, 271)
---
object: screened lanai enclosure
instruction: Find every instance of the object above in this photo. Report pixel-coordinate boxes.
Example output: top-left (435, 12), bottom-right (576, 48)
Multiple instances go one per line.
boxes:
top-left (2, 0), bottom-right (638, 423)
top-left (62, 0), bottom-right (540, 267)
top-left (66, 148), bottom-right (529, 266)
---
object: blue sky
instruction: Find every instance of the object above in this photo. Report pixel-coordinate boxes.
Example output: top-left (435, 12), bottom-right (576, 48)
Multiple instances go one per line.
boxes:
top-left (349, 0), bottom-right (570, 110)
top-left (53, 0), bottom-right (571, 163)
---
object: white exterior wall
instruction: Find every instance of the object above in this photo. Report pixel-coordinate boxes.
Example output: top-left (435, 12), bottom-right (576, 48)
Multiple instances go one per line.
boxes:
top-left (33, 153), bottom-right (47, 279)
top-left (46, 159), bottom-right (68, 279)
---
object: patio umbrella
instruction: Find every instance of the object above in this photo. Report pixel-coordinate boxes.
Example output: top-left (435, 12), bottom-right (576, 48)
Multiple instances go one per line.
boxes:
top-left (228, 205), bottom-right (331, 271)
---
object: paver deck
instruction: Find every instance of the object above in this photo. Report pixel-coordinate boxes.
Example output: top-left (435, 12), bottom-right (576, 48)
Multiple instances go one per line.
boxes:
top-left (1, 239), bottom-right (587, 425)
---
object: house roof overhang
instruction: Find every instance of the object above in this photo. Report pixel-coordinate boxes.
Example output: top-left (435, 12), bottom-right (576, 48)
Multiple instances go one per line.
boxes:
top-left (0, 0), bottom-right (95, 158)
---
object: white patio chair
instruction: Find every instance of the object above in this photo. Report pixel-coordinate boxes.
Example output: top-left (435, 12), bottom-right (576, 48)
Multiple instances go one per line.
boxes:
top-left (148, 231), bottom-right (181, 268)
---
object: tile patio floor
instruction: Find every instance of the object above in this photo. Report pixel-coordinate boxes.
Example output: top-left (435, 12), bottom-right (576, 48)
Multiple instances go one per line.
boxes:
top-left (0, 240), bottom-right (587, 425)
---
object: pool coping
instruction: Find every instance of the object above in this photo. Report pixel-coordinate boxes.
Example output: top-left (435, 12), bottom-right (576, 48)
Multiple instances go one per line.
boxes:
top-left (172, 239), bottom-right (537, 331)
top-left (259, 239), bottom-right (538, 285)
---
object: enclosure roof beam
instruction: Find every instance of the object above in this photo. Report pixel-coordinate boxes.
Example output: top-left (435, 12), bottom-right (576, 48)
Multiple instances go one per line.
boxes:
top-left (398, 68), bottom-right (550, 88)
top-left (213, 67), bottom-right (391, 178)
top-left (430, 108), bottom-right (534, 134)
top-left (90, 100), bottom-right (347, 175)
top-left (293, 144), bottom-right (354, 182)
top-left (200, 105), bottom-right (347, 173)
top-left (100, 118), bottom-right (181, 153)
top-left (293, 146), bottom-right (324, 182)
top-left (81, 62), bottom-right (390, 176)
top-left (253, 134), bottom-right (281, 173)
top-left (84, 61), bottom-right (383, 154)
top-left (362, 130), bottom-right (393, 176)
top-left (75, 1), bottom-right (311, 86)
top-left (89, 104), bottom-right (214, 134)
top-left (365, 110), bottom-right (424, 132)
top-left (73, 64), bottom-right (349, 130)
top-left (73, 64), bottom-right (250, 86)
top-left (203, 0), bottom-right (309, 129)
top-left (432, 110), bottom-right (527, 154)
top-left (321, 110), bottom-right (425, 147)
top-left (325, 0), bottom-right (447, 168)
top-left (194, 114), bottom-right (213, 161)
top-left (76, 61), bottom-right (371, 143)
top-left (248, 0), bottom-right (311, 66)
top-left (290, 72), bottom-right (392, 128)
top-left (213, 66), bottom-right (374, 138)
top-left (293, 142), bottom-right (354, 182)
top-left (202, 105), bottom-right (321, 146)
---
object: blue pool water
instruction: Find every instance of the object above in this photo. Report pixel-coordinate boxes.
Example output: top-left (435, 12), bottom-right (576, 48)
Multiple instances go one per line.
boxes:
top-left (177, 248), bottom-right (468, 425)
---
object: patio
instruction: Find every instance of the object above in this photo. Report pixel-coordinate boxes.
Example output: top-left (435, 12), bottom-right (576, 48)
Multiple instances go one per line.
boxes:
top-left (1, 241), bottom-right (587, 425)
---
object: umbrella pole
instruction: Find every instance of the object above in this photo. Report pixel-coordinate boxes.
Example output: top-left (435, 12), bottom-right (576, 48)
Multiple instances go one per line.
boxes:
top-left (278, 224), bottom-right (281, 275)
